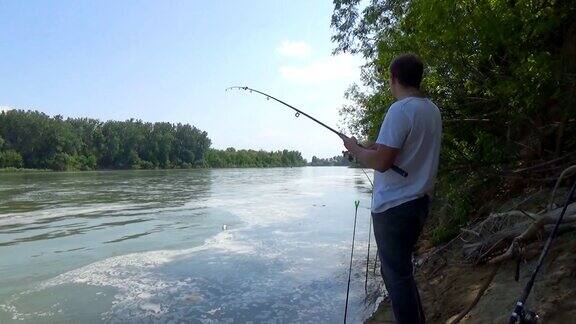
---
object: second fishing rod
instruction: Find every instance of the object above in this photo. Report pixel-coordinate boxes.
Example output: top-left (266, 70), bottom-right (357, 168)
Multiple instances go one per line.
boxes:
top-left (226, 86), bottom-right (409, 178)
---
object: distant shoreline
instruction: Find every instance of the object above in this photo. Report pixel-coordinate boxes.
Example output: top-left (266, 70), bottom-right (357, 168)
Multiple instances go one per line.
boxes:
top-left (0, 165), bottom-right (354, 173)
top-left (0, 165), bottom-right (351, 173)
top-left (0, 167), bottom-right (52, 172)
top-left (0, 110), bottom-right (307, 171)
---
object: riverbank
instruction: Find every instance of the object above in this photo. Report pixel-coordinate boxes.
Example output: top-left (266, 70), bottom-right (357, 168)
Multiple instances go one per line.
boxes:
top-left (0, 164), bottom-right (352, 174)
top-left (366, 188), bottom-right (576, 323)
top-left (367, 236), bottom-right (576, 323)
top-left (0, 165), bottom-right (311, 173)
top-left (0, 167), bottom-right (51, 172)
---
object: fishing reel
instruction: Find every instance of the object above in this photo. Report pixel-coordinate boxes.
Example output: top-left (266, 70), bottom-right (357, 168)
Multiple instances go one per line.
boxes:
top-left (516, 310), bottom-right (539, 324)
top-left (520, 310), bottom-right (539, 324)
top-left (342, 150), bottom-right (355, 162)
top-left (510, 303), bottom-right (539, 324)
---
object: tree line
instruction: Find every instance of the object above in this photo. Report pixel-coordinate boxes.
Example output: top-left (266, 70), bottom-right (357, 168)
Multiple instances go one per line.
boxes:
top-left (332, 0), bottom-right (576, 244)
top-left (0, 110), bottom-right (306, 170)
top-left (309, 155), bottom-right (350, 166)
top-left (204, 148), bottom-right (305, 168)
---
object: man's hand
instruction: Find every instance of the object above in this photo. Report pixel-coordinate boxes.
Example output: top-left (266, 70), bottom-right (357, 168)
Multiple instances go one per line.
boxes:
top-left (340, 134), bottom-right (359, 154)
top-left (365, 141), bottom-right (377, 150)
top-left (339, 133), bottom-right (399, 172)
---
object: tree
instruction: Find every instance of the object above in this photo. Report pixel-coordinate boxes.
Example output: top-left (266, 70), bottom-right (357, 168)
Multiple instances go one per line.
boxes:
top-left (332, 0), bottom-right (576, 244)
top-left (0, 110), bottom-right (306, 170)
top-left (333, 0), bottom-right (576, 161)
top-left (309, 154), bottom-right (349, 166)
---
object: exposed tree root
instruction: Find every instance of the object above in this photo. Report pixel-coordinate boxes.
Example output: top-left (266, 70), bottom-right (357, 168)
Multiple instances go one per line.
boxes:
top-left (447, 264), bottom-right (501, 324)
top-left (462, 203), bottom-right (576, 265)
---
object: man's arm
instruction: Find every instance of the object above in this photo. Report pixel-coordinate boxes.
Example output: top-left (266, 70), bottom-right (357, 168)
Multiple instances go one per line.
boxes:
top-left (342, 136), bottom-right (399, 172)
top-left (364, 141), bottom-right (377, 150)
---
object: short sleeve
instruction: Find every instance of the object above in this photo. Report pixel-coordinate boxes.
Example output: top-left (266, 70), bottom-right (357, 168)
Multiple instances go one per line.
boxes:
top-left (376, 104), bottom-right (410, 149)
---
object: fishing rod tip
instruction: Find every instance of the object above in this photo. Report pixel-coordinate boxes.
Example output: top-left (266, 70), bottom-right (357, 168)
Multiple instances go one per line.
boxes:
top-left (225, 86), bottom-right (249, 92)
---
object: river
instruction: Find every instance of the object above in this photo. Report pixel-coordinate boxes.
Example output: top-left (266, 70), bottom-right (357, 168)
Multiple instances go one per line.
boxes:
top-left (0, 167), bottom-right (380, 323)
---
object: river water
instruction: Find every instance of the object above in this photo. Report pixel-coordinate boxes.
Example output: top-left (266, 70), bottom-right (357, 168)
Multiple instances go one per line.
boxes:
top-left (0, 167), bottom-right (380, 323)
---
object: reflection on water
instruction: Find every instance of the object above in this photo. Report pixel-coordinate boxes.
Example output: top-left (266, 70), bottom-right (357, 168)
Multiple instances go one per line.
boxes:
top-left (0, 167), bottom-right (380, 323)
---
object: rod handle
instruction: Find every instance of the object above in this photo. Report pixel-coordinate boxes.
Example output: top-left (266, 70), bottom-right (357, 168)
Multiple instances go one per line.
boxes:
top-left (391, 165), bottom-right (409, 177)
top-left (344, 150), bottom-right (408, 177)
top-left (356, 143), bottom-right (409, 177)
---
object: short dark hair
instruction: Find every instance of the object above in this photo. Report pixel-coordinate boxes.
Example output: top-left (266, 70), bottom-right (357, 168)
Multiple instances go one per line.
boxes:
top-left (389, 54), bottom-right (424, 88)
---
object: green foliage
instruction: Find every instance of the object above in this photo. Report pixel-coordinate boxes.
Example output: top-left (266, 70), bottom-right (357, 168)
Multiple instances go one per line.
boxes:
top-left (0, 149), bottom-right (24, 168)
top-left (333, 0), bottom-right (576, 152)
top-left (0, 110), bottom-right (306, 171)
top-left (430, 174), bottom-right (476, 245)
top-left (46, 153), bottom-right (73, 171)
top-left (309, 155), bottom-right (350, 166)
top-left (332, 0), bottom-right (576, 245)
top-left (203, 148), bottom-right (306, 168)
top-left (73, 154), bottom-right (97, 171)
top-left (430, 226), bottom-right (458, 247)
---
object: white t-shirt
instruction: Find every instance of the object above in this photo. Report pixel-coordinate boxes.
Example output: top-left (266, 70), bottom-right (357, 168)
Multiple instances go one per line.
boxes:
top-left (372, 96), bottom-right (442, 213)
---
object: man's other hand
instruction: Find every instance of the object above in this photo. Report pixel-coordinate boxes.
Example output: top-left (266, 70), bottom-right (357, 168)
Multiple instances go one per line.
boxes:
top-left (341, 135), bottom-right (358, 153)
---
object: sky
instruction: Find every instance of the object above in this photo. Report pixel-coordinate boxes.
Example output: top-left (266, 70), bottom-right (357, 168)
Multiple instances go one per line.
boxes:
top-left (0, 1), bottom-right (365, 160)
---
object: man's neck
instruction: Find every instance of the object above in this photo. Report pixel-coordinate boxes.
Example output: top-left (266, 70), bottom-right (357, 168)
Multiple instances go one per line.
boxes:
top-left (395, 87), bottom-right (423, 100)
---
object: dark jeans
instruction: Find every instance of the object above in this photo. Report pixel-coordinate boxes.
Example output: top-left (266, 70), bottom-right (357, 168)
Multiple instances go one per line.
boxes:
top-left (372, 195), bottom-right (429, 324)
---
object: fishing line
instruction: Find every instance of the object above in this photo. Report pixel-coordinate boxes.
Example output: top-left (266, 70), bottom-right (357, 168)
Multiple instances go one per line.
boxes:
top-left (361, 168), bottom-right (374, 188)
top-left (344, 200), bottom-right (360, 324)
top-left (365, 214), bottom-right (373, 294)
top-left (361, 167), bottom-right (375, 293)
top-left (227, 86), bottom-right (387, 319)
top-left (226, 86), bottom-right (408, 178)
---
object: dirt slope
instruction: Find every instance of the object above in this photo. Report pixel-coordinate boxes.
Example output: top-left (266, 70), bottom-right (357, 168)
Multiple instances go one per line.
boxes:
top-left (366, 196), bottom-right (576, 324)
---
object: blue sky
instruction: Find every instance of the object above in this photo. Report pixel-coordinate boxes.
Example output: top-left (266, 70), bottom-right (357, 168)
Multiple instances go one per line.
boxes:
top-left (0, 1), bottom-right (364, 160)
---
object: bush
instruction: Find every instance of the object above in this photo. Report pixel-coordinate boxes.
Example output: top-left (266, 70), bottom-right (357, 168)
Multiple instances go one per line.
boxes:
top-left (0, 150), bottom-right (24, 168)
top-left (138, 160), bottom-right (156, 170)
top-left (47, 153), bottom-right (72, 171)
top-left (430, 226), bottom-right (459, 247)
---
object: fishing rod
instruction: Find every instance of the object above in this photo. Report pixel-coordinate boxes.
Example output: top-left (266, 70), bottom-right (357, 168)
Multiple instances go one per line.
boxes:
top-left (344, 200), bottom-right (361, 324)
top-left (226, 86), bottom-right (408, 178)
top-left (508, 176), bottom-right (576, 324)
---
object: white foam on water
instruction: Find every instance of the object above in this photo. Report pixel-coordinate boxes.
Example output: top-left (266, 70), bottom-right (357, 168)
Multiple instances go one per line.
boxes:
top-left (0, 168), bottom-right (371, 322)
top-left (4, 212), bottom-right (340, 322)
top-left (0, 226), bottom-right (260, 321)
top-left (189, 194), bottom-right (310, 228)
top-left (0, 202), bottom-right (153, 226)
top-left (41, 228), bottom-right (255, 288)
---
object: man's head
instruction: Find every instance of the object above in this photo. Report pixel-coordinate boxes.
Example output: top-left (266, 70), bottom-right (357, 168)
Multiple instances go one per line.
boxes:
top-left (388, 54), bottom-right (423, 98)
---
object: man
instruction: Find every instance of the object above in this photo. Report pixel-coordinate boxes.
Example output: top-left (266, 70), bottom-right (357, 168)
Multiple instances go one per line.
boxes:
top-left (341, 54), bottom-right (442, 324)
